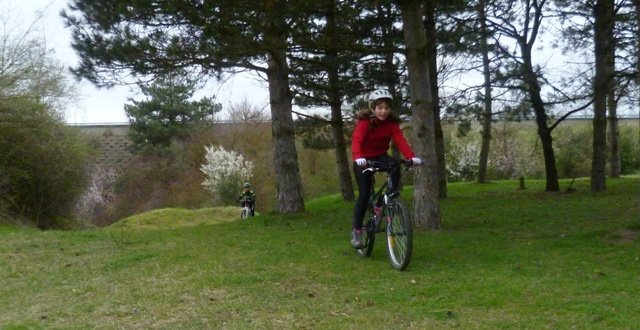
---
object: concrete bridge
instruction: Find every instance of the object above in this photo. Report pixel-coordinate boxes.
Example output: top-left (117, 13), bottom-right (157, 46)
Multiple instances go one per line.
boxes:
top-left (71, 121), bottom-right (272, 173)
top-left (71, 124), bottom-right (133, 173)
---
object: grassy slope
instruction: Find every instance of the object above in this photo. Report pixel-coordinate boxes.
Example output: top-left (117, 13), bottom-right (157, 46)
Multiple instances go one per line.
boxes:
top-left (1, 177), bottom-right (639, 329)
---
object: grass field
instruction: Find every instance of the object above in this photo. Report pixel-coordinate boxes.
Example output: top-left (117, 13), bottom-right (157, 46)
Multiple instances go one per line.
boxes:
top-left (1, 177), bottom-right (639, 329)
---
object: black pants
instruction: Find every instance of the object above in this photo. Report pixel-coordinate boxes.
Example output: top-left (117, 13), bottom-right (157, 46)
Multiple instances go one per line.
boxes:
top-left (352, 154), bottom-right (400, 230)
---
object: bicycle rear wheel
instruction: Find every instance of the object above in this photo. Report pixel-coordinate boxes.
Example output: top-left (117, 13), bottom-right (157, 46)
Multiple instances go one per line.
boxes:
top-left (356, 207), bottom-right (376, 257)
top-left (385, 200), bottom-right (412, 270)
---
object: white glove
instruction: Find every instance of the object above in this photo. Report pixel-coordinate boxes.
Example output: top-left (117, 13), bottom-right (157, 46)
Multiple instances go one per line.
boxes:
top-left (411, 157), bottom-right (422, 165)
top-left (355, 158), bottom-right (367, 166)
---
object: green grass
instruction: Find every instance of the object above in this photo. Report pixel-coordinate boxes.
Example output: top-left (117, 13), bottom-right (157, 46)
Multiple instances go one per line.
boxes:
top-left (1, 177), bottom-right (639, 329)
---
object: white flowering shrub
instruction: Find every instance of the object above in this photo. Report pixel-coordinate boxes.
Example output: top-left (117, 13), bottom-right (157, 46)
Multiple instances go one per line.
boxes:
top-left (200, 145), bottom-right (254, 205)
top-left (491, 125), bottom-right (540, 179)
top-left (446, 132), bottom-right (480, 182)
top-left (492, 143), bottom-right (537, 179)
top-left (75, 167), bottom-right (117, 224)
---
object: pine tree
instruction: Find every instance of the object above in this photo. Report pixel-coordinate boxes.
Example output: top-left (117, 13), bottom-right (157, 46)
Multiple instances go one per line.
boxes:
top-left (63, 0), bottom-right (308, 212)
top-left (124, 75), bottom-right (221, 150)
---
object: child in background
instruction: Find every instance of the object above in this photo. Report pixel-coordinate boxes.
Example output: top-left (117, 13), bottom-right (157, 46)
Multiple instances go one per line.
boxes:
top-left (237, 182), bottom-right (256, 216)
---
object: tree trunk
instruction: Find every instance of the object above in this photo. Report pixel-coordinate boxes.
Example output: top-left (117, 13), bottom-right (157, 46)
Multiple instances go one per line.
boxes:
top-left (329, 101), bottom-right (354, 201)
top-left (326, 6), bottom-right (355, 202)
top-left (264, 2), bottom-right (305, 213)
top-left (636, 0), bottom-right (640, 75)
top-left (606, 0), bottom-right (620, 178)
top-left (477, 0), bottom-right (493, 184)
top-left (608, 88), bottom-right (620, 177)
top-left (592, 0), bottom-right (614, 192)
top-left (397, 0), bottom-right (441, 230)
top-left (424, 0), bottom-right (447, 198)
top-left (520, 45), bottom-right (560, 192)
top-left (634, 0), bottom-right (640, 172)
top-left (636, 0), bottom-right (640, 82)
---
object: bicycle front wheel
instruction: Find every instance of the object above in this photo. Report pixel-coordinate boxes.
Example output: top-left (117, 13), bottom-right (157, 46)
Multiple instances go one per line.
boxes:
top-left (385, 200), bottom-right (413, 270)
top-left (241, 208), bottom-right (248, 220)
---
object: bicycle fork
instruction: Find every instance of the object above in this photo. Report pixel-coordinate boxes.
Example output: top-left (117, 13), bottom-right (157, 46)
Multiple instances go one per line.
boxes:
top-left (373, 204), bottom-right (393, 234)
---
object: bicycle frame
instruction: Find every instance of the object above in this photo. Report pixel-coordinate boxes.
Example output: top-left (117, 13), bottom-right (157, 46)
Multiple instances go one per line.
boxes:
top-left (363, 160), bottom-right (404, 229)
top-left (239, 198), bottom-right (253, 219)
top-left (357, 159), bottom-right (414, 270)
top-left (366, 182), bottom-right (384, 228)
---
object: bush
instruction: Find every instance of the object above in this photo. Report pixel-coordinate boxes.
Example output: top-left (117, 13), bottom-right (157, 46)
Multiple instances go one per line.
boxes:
top-left (553, 125), bottom-right (592, 178)
top-left (619, 125), bottom-right (640, 174)
top-left (201, 145), bottom-right (254, 205)
top-left (0, 100), bottom-right (91, 228)
top-left (445, 131), bottom-right (479, 182)
top-left (484, 122), bottom-right (541, 180)
top-left (74, 166), bottom-right (117, 227)
top-left (101, 143), bottom-right (210, 225)
top-left (97, 123), bottom-right (273, 225)
top-left (187, 122), bottom-right (275, 211)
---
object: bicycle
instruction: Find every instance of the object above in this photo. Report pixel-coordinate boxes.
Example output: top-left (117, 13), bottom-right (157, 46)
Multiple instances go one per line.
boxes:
top-left (356, 159), bottom-right (414, 271)
top-left (239, 197), bottom-right (254, 220)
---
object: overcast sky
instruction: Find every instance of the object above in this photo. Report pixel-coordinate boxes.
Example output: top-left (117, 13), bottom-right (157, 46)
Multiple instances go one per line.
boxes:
top-left (9, 1), bottom-right (628, 124)
top-left (4, 0), bottom-right (269, 124)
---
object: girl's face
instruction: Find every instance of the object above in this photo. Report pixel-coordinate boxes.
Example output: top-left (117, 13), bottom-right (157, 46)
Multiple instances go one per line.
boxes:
top-left (373, 100), bottom-right (392, 121)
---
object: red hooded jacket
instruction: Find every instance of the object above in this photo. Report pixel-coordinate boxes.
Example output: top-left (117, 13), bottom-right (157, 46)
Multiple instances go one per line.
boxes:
top-left (351, 118), bottom-right (415, 160)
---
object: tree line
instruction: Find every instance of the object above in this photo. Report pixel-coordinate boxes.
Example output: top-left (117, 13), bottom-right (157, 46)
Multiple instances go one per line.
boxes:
top-left (61, 0), bottom-right (638, 229)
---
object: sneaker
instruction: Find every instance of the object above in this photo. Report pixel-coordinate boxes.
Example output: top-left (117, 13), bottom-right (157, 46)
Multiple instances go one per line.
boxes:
top-left (350, 230), bottom-right (363, 249)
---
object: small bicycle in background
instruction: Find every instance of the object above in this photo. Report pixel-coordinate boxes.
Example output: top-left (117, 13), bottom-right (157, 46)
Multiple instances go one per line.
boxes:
top-left (356, 159), bottom-right (415, 271)
top-left (238, 196), bottom-right (254, 220)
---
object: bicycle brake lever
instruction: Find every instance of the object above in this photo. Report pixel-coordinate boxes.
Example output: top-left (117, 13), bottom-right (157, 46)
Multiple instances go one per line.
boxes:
top-left (362, 167), bottom-right (376, 173)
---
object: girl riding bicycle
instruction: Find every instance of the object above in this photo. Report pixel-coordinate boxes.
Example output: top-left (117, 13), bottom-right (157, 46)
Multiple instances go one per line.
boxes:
top-left (350, 89), bottom-right (422, 249)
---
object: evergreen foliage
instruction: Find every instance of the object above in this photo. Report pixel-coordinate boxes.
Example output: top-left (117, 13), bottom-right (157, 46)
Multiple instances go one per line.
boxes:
top-left (64, 0), bottom-right (308, 213)
top-left (124, 75), bottom-right (221, 150)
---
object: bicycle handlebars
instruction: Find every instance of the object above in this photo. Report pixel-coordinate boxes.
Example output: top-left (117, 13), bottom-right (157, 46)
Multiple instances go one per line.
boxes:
top-left (363, 159), bottom-right (417, 173)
